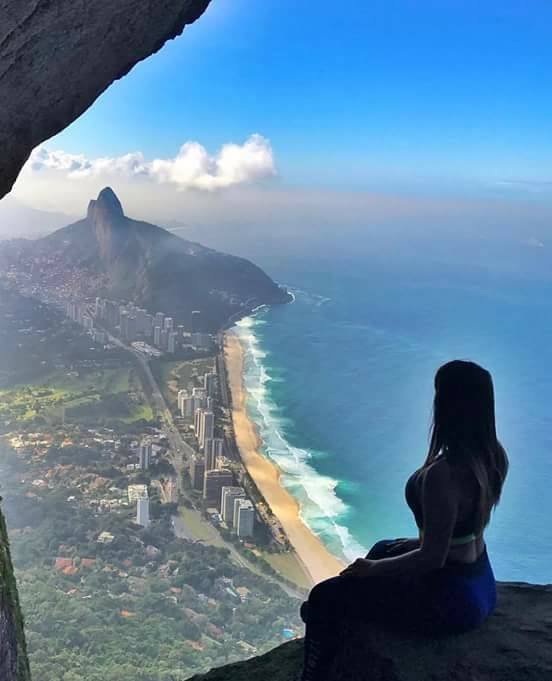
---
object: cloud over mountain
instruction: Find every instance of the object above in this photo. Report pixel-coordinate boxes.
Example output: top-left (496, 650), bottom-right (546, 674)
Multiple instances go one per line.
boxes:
top-left (25, 134), bottom-right (276, 191)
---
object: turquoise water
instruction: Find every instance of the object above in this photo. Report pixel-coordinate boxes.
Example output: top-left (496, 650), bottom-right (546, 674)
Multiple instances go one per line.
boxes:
top-left (235, 254), bottom-right (552, 584)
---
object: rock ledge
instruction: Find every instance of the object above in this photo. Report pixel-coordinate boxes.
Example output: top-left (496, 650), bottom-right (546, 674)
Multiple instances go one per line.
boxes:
top-left (0, 0), bottom-right (212, 199)
top-left (189, 583), bottom-right (552, 681)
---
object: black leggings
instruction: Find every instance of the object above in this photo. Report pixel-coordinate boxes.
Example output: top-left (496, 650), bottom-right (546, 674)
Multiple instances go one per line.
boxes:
top-left (300, 540), bottom-right (496, 681)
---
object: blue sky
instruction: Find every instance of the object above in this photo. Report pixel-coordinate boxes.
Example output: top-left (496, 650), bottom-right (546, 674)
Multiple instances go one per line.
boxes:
top-left (8, 0), bottom-right (552, 252)
top-left (49, 0), bottom-right (551, 195)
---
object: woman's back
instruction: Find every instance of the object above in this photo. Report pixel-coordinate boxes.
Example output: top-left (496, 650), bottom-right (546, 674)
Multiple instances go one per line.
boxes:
top-left (406, 455), bottom-right (486, 564)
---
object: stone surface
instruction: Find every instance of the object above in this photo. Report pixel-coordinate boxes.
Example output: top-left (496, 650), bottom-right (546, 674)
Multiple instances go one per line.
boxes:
top-left (0, 0), bottom-right (212, 200)
top-left (0, 507), bottom-right (31, 681)
top-left (188, 583), bottom-right (552, 681)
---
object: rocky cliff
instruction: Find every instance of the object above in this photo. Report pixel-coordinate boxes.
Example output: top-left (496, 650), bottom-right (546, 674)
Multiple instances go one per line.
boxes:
top-left (188, 582), bottom-right (552, 681)
top-left (0, 0), bottom-right (212, 200)
top-left (0, 505), bottom-right (31, 681)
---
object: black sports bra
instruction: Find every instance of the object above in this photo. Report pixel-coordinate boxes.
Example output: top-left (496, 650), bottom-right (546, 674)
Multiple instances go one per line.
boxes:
top-left (405, 462), bottom-right (479, 544)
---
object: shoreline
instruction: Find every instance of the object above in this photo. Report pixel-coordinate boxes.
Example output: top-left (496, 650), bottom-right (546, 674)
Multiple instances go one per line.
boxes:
top-left (224, 329), bottom-right (345, 586)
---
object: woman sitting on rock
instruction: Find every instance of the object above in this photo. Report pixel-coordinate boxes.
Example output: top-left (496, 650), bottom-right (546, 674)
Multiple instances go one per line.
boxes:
top-left (300, 360), bottom-right (508, 681)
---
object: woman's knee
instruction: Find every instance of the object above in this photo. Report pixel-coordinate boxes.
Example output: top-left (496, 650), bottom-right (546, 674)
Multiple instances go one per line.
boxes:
top-left (307, 576), bottom-right (344, 610)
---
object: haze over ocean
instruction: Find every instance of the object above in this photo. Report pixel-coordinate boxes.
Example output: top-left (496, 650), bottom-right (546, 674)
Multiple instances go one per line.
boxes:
top-left (233, 252), bottom-right (552, 584)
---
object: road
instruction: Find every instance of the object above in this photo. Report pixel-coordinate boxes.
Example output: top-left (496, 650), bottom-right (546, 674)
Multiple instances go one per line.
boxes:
top-left (172, 511), bottom-right (305, 599)
top-left (106, 330), bottom-right (306, 599)
top-left (105, 331), bottom-right (194, 491)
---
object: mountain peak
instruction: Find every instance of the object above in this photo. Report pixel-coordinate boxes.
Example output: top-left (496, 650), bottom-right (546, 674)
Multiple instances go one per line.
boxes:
top-left (87, 187), bottom-right (124, 222)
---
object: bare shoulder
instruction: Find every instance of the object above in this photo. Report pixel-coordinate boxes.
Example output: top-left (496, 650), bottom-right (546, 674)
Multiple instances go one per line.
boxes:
top-left (422, 457), bottom-right (454, 489)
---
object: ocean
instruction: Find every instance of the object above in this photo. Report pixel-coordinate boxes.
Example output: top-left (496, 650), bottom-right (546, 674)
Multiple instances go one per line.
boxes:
top-left (234, 252), bottom-right (552, 585)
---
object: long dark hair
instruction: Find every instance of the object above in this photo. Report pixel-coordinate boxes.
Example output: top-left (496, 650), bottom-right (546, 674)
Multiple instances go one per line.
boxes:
top-left (424, 360), bottom-right (508, 530)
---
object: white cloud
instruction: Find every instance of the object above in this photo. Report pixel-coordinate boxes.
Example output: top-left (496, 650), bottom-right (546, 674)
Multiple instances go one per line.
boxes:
top-left (25, 134), bottom-right (276, 191)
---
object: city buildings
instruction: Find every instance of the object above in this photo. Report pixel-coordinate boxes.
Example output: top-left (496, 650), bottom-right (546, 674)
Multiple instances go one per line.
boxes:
top-left (127, 484), bottom-right (148, 502)
top-left (195, 408), bottom-right (214, 450)
top-left (177, 390), bottom-right (188, 413)
top-left (204, 437), bottom-right (223, 471)
top-left (139, 441), bottom-right (152, 470)
top-left (189, 456), bottom-right (205, 491)
top-left (120, 312), bottom-right (137, 342)
top-left (221, 486), bottom-right (245, 524)
top-left (168, 331), bottom-right (178, 354)
top-left (191, 332), bottom-right (211, 350)
top-left (191, 310), bottom-right (201, 334)
top-left (234, 498), bottom-right (255, 538)
top-left (136, 497), bottom-right (150, 528)
top-left (204, 372), bottom-right (216, 397)
top-left (181, 394), bottom-right (205, 419)
top-left (203, 468), bottom-right (233, 506)
top-left (56, 292), bottom-right (264, 543)
top-left (153, 325), bottom-right (162, 347)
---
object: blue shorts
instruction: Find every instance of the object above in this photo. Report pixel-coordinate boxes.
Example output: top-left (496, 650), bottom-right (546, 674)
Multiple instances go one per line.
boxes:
top-left (301, 539), bottom-right (496, 635)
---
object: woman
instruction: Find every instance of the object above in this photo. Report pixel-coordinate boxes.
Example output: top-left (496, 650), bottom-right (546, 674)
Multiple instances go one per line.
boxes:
top-left (300, 360), bottom-right (508, 681)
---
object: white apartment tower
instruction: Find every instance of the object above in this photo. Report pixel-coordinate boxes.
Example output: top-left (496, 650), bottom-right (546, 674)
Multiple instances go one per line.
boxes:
top-left (234, 499), bottom-right (255, 538)
top-left (195, 409), bottom-right (214, 450)
top-left (153, 326), bottom-right (162, 347)
top-left (139, 442), bottom-right (152, 470)
top-left (177, 390), bottom-right (188, 413)
top-left (136, 497), bottom-right (150, 527)
top-left (168, 331), bottom-right (178, 354)
top-left (221, 486), bottom-right (245, 524)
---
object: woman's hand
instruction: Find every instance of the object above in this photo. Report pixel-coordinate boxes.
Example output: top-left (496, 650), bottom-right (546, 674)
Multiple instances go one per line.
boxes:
top-left (340, 558), bottom-right (375, 578)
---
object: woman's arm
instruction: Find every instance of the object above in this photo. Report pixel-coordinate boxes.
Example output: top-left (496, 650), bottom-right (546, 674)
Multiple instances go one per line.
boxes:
top-left (341, 462), bottom-right (457, 578)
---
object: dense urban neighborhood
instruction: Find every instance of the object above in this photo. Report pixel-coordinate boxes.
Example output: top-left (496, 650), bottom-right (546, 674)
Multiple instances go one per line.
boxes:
top-left (0, 272), bottom-right (303, 680)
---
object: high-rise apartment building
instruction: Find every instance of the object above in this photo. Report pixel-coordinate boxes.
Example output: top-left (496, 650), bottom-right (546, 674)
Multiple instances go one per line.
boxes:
top-left (204, 437), bottom-right (224, 470)
top-left (139, 441), bottom-right (152, 470)
top-left (189, 456), bottom-right (206, 491)
top-left (191, 310), bottom-right (201, 334)
top-left (203, 469), bottom-right (233, 506)
top-left (195, 409), bottom-right (214, 450)
top-left (181, 395), bottom-right (204, 418)
top-left (221, 487), bottom-right (245, 524)
top-left (177, 390), bottom-right (188, 413)
top-left (153, 325), bottom-right (162, 347)
top-left (168, 331), bottom-right (178, 353)
top-left (203, 372), bottom-right (216, 397)
top-left (234, 499), bottom-right (255, 537)
top-left (136, 497), bottom-right (150, 527)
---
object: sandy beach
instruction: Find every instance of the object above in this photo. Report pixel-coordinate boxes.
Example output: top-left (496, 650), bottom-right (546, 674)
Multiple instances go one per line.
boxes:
top-left (224, 331), bottom-right (345, 585)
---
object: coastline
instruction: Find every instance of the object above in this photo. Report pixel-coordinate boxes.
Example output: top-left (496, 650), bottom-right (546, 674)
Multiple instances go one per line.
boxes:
top-left (224, 329), bottom-right (345, 585)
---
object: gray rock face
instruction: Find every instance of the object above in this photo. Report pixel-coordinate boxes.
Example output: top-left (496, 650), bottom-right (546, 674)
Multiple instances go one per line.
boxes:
top-left (188, 583), bottom-right (552, 681)
top-left (0, 507), bottom-right (31, 681)
top-left (0, 0), bottom-right (212, 200)
top-left (0, 604), bottom-right (18, 681)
